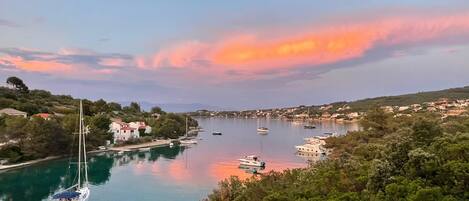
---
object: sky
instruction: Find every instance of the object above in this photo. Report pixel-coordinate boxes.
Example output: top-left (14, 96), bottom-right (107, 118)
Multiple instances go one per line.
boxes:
top-left (1, 0), bottom-right (469, 109)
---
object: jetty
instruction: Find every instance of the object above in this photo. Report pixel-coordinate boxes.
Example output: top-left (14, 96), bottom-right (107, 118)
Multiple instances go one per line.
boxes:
top-left (109, 139), bottom-right (172, 152)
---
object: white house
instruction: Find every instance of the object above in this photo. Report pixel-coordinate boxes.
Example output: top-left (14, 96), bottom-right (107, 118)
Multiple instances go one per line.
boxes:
top-left (128, 121), bottom-right (152, 134)
top-left (0, 108), bottom-right (27, 118)
top-left (110, 122), bottom-right (140, 142)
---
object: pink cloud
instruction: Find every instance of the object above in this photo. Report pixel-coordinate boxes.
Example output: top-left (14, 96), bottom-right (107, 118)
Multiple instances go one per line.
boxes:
top-left (136, 13), bottom-right (469, 80)
top-left (0, 55), bottom-right (73, 73)
top-left (98, 57), bottom-right (131, 67)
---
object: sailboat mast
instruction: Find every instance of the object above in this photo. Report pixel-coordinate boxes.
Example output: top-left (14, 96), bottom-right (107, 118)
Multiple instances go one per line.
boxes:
top-left (185, 116), bottom-right (188, 137)
top-left (82, 103), bottom-right (89, 185)
top-left (77, 100), bottom-right (82, 188)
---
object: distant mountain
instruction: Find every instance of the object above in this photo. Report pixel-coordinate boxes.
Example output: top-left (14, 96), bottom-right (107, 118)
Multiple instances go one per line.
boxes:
top-left (119, 101), bottom-right (226, 113)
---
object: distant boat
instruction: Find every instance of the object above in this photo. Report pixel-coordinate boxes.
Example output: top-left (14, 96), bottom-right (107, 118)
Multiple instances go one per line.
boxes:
top-left (296, 136), bottom-right (327, 154)
top-left (139, 147), bottom-right (151, 152)
top-left (257, 119), bottom-right (269, 133)
top-left (257, 127), bottom-right (269, 133)
top-left (52, 100), bottom-right (90, 201)
top-left (180, 139), bottom-right (198, 144)
top-left (212, 132), bottom-right (222, 135)
top-left (238, 155), bottom-right (266, 167)
top-left (182, 116), bottom-right (198, 144)
top-left (304, 125), bottom-right (316, 129)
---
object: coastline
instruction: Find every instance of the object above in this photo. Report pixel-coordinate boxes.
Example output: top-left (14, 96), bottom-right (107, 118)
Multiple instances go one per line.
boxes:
top-left (108, 139), bottom-right (172, 152)
top-left (0, 156), bottom-right (62, 172)
top-left (0, 139), bottom-right (174, 172)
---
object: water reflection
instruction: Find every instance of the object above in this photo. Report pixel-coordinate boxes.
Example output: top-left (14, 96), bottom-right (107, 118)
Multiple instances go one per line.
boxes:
top-left (0, 118), bottom-right (359, 201)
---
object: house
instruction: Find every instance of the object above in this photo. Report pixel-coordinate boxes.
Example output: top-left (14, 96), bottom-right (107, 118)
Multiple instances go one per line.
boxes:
top-left (347, 112), bottom-right (360, 119)
top-left (33, 113), bottom-right (52, 120)
top-left (0, 108), bottom-right (27, 118)
top-left (128, 121), bottom-right (152, 134)
top-left (109, 122), bottom-right (140, 142)
top-left (398, 106), bottom-right (410, 111)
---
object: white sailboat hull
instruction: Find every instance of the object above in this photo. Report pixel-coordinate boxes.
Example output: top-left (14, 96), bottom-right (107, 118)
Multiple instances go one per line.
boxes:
top-left (77, 187), bottom-right (90, 201)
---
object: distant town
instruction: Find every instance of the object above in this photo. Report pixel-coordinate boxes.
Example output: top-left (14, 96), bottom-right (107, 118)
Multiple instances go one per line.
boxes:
top-left (188, 98), bottom-right (469, 121)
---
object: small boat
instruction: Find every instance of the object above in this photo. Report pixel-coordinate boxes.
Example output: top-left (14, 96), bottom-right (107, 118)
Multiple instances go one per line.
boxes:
top-left (180, 139), bottom-right (198, 144)
top-left (52, 100), bottom-right (90, 201)
top-left (117, 151), bottom-right (124, 155)
top-left (295, 143), bottom-right (326, 154)
top-left (212, 132), bottom-right (222, 135)
top-left (139, 147), bottom-right (151, 152)
top-left (238, 155), bottom-right (265, 167)
top-left (169, 142), bottom-right (174, 147)
top-left (304, 125), bottom-right (316, 129)
top-left (257, 127), bottom-right (269, 132)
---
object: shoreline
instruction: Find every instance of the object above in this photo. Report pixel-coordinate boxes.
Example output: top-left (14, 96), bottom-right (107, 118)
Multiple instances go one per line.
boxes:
top-left (0, 156), bottom-right (62, 172)
top-left (0, 139), bottom-right (174, 172)
top-left (108, 139), bottom-right (172, 152)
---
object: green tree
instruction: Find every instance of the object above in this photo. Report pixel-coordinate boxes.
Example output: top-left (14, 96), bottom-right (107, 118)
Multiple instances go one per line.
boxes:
top-left (6, 76), bottom-right (29, 93)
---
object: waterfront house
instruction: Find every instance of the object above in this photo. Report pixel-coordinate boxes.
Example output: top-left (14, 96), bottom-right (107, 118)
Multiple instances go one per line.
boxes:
top-left (0, 108), bottom-right (27, 118)
top-left (129, 121), bottom-right (152, 134)
top-left (110, 122), bottom-right (140, 142)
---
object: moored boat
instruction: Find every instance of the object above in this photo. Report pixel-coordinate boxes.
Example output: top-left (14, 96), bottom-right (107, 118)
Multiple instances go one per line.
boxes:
top-left (52, 100), bottom-right (90, 201)
top-left (304, 125), bottom-right (316, 129)
top-left (257, 127), bottom-right (269, 133)
top-left (180, 139), bottom-right (198, 144)
top-left (212, 132), bottom-right (222, 135)
top-left (238, 155), bottom-right (265, 167)
top-left (139, 147), bottom-right (151, 152)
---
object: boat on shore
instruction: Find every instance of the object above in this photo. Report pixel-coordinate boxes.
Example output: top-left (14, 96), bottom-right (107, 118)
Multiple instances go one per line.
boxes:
top-left (238, 155), bottom-right (265, 167)
top-left (180, 139), bottom-right (198, 144)
top-left (139, 147), bottom-right (151, 152)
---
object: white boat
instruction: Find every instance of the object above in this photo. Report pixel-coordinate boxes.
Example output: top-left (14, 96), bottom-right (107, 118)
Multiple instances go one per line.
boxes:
top-left (257, 127), bottom-right (269, 132)
top-left (238, 155), bottom-right (265, 167)
top-left (180, 139), bottom-right (198, 144)
top-left (180, 117), bottom-right (198, 144)
top-left (53, 100), bottom-right (90, 201)
top-left (139, 147), bottom-right (151, 152)
top-left (295, 143), bottom-right (326, 154)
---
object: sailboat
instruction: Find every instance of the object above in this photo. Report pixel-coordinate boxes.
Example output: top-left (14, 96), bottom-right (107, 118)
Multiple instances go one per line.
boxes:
top-left (257, 118), bottom-right (269, 134)
top-left (52, 100), bottom-right (90, 201)
top-left (180, 116), bottom-right (198, 144)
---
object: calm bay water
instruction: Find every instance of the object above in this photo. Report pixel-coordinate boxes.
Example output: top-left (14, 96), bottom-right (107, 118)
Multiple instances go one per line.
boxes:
top-left (0, 118), bottom-right (359, 201)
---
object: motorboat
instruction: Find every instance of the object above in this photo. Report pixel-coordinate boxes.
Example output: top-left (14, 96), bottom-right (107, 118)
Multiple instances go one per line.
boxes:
top-left (212, 132), bottom-right (222, 135)
top-left (304, 125), bottom-right (316, 129)
top-left (295, 143), bottom-right (326, 154)
top-left (180, 139), bottom-right (198, 144)
top-left (257, 127), bottom-right (269, 133)
top-left (238, 155), bottom-right (265, 167)
top-left (139, 147), bottom-right (151, 152)
top-left (52, 100), bottom-right (90, 201)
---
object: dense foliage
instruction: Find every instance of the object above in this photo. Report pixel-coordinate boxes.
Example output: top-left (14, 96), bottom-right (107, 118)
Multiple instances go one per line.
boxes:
top-left (0, 77), bottom-right (197, 164)
top-left (206, 108), bottom-right (469, 201)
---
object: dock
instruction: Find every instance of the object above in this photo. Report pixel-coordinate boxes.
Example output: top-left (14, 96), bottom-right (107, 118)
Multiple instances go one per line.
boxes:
top-left (109, 139), bottom-right (172, 152)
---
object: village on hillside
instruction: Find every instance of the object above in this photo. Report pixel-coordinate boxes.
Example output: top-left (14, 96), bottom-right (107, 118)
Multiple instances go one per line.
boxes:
top-left (189, 98), bottom-right (469, 121)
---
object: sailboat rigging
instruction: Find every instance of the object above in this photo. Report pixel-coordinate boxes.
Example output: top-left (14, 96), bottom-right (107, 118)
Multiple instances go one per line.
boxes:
top-left (52, 100), bottom-right (90, 201)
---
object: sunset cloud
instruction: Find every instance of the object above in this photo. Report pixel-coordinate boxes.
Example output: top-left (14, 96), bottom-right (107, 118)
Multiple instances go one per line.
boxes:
top-left (0, 48), bottom-right (134, 77)
top-left (136, 13), bottom-right (469, 79)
